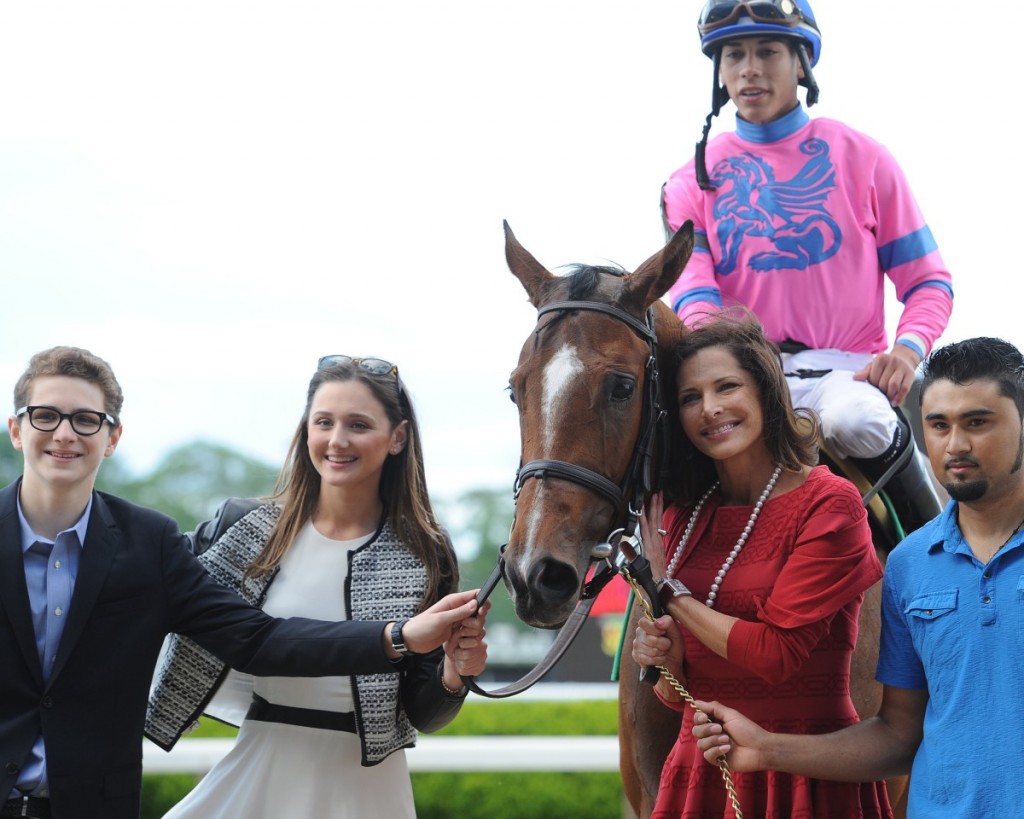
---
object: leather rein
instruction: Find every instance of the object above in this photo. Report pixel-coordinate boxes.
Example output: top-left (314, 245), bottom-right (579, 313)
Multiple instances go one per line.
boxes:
top-left (460, 299), bottom-right (667, 698)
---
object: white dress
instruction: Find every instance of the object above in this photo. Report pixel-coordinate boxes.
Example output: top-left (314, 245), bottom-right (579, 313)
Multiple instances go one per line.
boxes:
top-left (163, 523), bottom-right (417, 818)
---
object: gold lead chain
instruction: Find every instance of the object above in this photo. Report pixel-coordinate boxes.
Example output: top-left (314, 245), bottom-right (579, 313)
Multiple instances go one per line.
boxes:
top-left (622, 570), bottom-right (744, 819)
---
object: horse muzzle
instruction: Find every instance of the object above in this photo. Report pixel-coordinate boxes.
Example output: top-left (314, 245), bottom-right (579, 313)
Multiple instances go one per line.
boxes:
top-left (502, 550), bottom-right (586, 629)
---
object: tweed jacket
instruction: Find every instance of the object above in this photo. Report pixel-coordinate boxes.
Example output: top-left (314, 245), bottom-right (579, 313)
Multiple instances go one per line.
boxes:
top-left (145, 502), bottom-right (464, 765)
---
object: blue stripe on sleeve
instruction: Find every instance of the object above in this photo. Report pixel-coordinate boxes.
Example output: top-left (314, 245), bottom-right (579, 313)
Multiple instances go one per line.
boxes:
top-left (878, 225), bottom-right (938, 270)
top-left (896, 338), bottom-right (925, 360)
top-left (900, 280), bottom-right (954, 304)
top-left (672, 287), bottom-right (723, 314)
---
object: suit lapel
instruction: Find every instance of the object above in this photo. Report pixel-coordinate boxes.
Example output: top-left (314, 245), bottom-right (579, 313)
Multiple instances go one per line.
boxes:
top-left (48, 491), bottom-right (120, 684)
top-left (0, 480), bottom-right (45, 686)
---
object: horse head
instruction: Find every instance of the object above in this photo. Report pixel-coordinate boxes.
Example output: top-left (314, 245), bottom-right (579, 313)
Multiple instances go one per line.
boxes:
top-left (502, 220), bottom-right (693, 627)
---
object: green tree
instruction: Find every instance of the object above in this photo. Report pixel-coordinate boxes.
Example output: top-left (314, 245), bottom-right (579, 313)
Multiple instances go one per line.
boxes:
top-left (98, 440), bottom-right (279, 530)
top-left (438, 486), bottom-right (523, 625)
top-left (435, 482), bottom-right (564, 682)
top-left (0, 434), bottom-right (21, 486)
top-left (2, 433), bottom-right (276, 531)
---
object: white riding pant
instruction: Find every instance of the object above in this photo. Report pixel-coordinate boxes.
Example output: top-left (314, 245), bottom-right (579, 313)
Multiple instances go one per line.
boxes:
top-left (782, 349), bottom-right (899, 461)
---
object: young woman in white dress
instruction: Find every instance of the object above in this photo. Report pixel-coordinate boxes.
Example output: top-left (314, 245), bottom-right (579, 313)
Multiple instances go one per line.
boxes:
top-left (147, 355), bottom-right (488, 818)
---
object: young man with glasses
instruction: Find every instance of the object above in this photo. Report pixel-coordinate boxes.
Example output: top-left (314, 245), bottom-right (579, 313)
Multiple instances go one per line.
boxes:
top-left (661, 0), bottom-right (954, 536)
top-left (1, 346), bottom-right (483, 819)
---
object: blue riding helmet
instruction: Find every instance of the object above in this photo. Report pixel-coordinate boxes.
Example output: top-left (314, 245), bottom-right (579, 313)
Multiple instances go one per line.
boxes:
top-left (698, 0), bottom-right (821, 66)
top-left (692, 0), bottom-right (821, 191)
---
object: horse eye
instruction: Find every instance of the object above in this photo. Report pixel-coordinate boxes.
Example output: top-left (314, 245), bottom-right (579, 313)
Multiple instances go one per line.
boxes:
top-left (506, 386), bottom-right (517, 406)
top-left (609, 377), bottom-right (636, 403)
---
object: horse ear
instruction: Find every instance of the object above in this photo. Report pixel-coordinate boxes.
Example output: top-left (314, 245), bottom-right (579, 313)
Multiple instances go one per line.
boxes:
top-left (622, 221), bottom-right (695, 312)
top-left (504, 220), bottom-right (555, 307)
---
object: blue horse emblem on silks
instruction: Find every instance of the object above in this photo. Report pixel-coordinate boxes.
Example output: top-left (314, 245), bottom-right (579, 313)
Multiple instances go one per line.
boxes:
top-left (711, 138), bottom-right (841, 275)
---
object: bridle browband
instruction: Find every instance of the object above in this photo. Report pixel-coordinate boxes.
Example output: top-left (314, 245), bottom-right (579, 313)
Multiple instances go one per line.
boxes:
top-left (461, 297), bottom-right (667, 698)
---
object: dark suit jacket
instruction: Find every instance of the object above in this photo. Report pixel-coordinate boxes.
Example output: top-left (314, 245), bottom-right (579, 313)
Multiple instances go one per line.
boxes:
top-left (0, 481), bottom-right (397, 819)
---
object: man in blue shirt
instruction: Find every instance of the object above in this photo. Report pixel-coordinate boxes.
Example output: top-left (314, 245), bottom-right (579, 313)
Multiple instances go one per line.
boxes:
top-left (689, 336), bottom-right (1024, 818)
top-left (1, 346), bottom-right (482, 819)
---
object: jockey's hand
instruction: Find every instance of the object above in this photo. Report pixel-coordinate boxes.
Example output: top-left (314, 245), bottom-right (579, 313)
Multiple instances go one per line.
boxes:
top-left (853, 346), bottom-right (919, 406)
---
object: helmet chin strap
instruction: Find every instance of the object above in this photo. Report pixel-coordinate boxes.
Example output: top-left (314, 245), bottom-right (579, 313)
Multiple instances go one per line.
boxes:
top-left (796, 42), bottom-right (819, 106)
top-left (695, 110), bottom-right (717, 192)
top-left (695, 50), bottom-right (729, 191)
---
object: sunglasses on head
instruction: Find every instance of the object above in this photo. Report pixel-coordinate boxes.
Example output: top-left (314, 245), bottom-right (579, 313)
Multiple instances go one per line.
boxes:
top-left (317, 355), bottom-right (399, 378)
top-left (698, 0), bottom-right (805, 35)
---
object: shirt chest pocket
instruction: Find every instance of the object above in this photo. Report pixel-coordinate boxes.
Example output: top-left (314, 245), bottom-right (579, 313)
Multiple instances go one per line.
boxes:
top-left (905, 589), bottom-right (963, 671)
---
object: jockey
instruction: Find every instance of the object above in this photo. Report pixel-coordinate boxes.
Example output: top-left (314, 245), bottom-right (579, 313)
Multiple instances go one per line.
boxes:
top-left (661, 0), bottom-right (953, 534)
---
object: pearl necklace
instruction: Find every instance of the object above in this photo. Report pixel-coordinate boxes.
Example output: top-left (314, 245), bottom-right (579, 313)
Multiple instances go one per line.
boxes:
top-left (665, 465), bottom-right (783, 609)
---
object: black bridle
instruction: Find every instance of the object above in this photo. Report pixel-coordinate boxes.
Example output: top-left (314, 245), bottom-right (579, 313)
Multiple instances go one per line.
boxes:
top-left (461, 298), bottom-right (667, 697)
top-left (513, 300), bottom-right (664, 528)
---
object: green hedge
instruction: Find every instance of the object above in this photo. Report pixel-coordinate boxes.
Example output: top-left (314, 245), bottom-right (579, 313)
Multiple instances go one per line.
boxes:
top-left (141, 699), bottom-right (625, 819)
top-left (413, 772), bottom-right (624, 819)
top-left (431, 698), bottom-right (618, 736)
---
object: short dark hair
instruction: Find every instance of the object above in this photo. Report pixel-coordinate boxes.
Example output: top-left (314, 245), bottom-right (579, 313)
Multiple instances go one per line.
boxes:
top-left (666, 310), bottom-right (819, 502)
top-left (13, 346), bottom-right (124, 420)
top-left (921, 337), bottom-right (1024, 417)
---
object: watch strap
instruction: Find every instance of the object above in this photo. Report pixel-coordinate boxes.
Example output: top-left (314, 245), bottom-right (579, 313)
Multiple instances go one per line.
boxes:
top-left (390, 617), bottom-right (417, 656)
top-left (656, 577), bottom-right (692, 608)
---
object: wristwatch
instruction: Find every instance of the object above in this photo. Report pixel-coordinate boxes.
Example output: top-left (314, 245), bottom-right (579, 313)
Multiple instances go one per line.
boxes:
top-left (656, 577), bottom-right (692, 608)
top-left (390, 618), bottom-right (418, 657)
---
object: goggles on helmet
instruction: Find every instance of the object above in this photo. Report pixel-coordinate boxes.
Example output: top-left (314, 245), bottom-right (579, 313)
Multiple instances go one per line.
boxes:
top-left (698, 0), bottom-right (807, 36)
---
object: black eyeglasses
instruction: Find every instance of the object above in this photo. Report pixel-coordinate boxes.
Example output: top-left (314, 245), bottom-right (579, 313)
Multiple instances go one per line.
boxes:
top-left (15, 405), bottom-right (118, 436)
top-left (317, 355), bottom-right (399, 378)
top-left (698, 0), bottom-right (805, 35)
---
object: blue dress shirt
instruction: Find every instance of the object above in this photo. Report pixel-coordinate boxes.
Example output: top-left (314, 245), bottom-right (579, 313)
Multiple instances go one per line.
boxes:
top-left (13, 495), bottom-right (91, 798)
top-left (878, 500), bottom-right (1024, 817)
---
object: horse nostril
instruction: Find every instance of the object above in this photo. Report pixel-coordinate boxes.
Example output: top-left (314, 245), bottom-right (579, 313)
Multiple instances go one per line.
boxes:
top-left (527, 557), bottom-right (580, 607)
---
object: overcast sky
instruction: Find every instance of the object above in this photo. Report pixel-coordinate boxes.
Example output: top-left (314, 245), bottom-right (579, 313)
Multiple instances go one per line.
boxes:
top-left (2, 1), bottom-right (1018, 504)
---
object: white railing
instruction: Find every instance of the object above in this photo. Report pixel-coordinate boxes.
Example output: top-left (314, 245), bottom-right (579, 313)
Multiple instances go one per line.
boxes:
top-left (143, 683), bottom-right (622, 775)
top-left (143, 735), bottom-right (621, 773)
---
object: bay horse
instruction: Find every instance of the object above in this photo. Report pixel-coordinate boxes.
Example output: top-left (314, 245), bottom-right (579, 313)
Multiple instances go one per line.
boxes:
top-left (500, 221), bottom-right (908, 818)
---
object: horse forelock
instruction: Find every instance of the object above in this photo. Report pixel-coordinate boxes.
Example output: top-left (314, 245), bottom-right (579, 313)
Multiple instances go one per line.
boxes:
top-left (561, 263), bottom-right (627, 303)
top-left (529, 265), bottom-right (626, 353)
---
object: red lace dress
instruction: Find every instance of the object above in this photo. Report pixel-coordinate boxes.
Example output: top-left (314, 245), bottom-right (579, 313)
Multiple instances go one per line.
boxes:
top-left (652, 466), bottom-right (891, 819)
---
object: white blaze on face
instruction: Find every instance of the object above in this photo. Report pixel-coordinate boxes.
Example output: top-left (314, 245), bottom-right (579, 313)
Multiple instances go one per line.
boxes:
top-left (542, 345), bottom-right (584, 449)
top-left (516, 344), bottom-right (584, 574)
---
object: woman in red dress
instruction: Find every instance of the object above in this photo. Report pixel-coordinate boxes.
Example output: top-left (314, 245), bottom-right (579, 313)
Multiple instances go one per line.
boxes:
top-left (631, 312), bottom-right (891, 818)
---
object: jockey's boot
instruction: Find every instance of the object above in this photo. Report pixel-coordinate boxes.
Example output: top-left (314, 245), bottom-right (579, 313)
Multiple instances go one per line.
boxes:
top-left (848, 416), bottom-right (943, 537)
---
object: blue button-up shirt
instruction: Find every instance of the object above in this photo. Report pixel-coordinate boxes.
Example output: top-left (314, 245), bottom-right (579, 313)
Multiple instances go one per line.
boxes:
top-left (878, 500), bottom-right (1024, 818)
top-left (14, 495), bottom-right (91, 797)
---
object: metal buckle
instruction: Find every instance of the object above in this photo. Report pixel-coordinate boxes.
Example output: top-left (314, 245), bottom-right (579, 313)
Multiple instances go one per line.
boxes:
top-left (13, 794), bottom-right (49, 819)
top-left (2, 796), bottom-right (32, 818)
